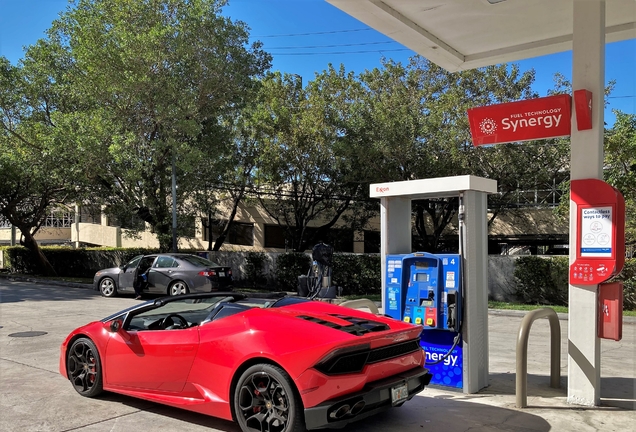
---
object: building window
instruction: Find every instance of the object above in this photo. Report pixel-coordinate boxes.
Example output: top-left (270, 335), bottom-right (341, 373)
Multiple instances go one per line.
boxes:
top-left (204, 219), bottom-right (254, 246)
top-left (263, 225), bottom-right (354, 252)
top-left (228, 222), bottom-right (254, 246)
top-left (323, 228), bottom-right (354, 253)
top-left (264, 224), bottom-right (286, 249)
top-left (0, 216), bottom-right (10, 228)
top-left (364, 230), bottom-right (380, 253)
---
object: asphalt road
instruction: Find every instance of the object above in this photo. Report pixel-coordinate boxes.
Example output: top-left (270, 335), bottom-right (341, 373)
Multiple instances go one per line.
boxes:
top-left (1, 279), bottom-right (634, 432)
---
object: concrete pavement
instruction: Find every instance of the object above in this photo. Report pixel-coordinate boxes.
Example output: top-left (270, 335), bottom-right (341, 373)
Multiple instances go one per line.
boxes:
top-left (0, 277), bottom-right (634, 432)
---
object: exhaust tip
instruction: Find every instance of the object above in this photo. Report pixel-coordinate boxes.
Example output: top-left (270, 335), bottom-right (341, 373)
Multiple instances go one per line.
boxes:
top-left (329, 404), bottom-right (350, 420)
top-left (350, 400), bottom-right (365, 416)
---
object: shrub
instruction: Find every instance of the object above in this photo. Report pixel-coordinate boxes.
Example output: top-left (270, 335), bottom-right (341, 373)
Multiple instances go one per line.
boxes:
top-left (244, 252), bottom-right (270, 289)
top-left (2, 246), bottom-right (159, 277)
top-left (614, 258), bottom-right (636, 310)
top-left (332, 253), bottom-right (381, 296)
top-left (514, 256), bottom-right (635, 310)
top-left (273, 252), bottom-right (311, 292)
top-left (514, 256), bottom-right (568, 306)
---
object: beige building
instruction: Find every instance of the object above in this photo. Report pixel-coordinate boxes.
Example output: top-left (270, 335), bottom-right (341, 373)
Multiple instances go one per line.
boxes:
top-left (0, 202), bottom-right (568, 255)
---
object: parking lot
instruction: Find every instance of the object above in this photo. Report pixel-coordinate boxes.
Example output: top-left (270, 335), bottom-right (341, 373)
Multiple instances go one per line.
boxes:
top-left (1, 278), bottom-right (634, 432)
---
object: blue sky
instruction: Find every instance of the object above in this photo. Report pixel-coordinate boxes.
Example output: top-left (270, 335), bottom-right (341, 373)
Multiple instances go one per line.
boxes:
top-left (1, 0), bottom-right (634, 124)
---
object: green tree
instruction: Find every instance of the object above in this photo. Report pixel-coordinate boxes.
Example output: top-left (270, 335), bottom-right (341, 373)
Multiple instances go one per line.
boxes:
top-left (604, 111), bottom-right (636, 250)
top-left (357, 57), bottom-right (569, 251)
top-left (0, 41), bottom-right (92, 275)
top-left (252, 68), bottom-right (370, 251)
top-left (48, 0), bottom-right (270, 251)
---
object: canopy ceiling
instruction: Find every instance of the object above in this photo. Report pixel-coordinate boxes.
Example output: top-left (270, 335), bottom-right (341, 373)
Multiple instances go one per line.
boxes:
top-left (327, 0), bottom-right (636, 71)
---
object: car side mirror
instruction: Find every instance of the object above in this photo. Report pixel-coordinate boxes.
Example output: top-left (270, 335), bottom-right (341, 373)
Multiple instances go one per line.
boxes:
top-left (109, 319), bottom-right (123, 333)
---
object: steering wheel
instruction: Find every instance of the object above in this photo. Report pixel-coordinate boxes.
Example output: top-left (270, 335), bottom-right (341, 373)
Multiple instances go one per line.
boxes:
top-left (160, 313), bottom-right (189, 330)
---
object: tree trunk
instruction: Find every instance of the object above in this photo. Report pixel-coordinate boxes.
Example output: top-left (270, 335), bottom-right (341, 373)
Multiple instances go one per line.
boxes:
top-left (20, 229), bottom-right (57, 276)
top-left (213, 190), bottom-right (245, 251)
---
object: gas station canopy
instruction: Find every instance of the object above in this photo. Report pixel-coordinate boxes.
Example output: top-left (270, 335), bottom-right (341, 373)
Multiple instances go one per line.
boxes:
top-left (327, 0), bottom-right (636, 71)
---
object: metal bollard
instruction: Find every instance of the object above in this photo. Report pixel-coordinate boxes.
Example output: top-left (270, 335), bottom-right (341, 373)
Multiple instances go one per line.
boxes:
top-left (516, 307), bottom-right (561, 408)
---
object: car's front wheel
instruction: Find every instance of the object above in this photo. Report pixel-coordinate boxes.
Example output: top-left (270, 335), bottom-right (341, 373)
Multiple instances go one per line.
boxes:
top-left (99, 277), bottom-right (117, 297)
top-left (234, 363), bottom-right (305, 432)
top-left (67, 337), bottom-right (103, 398)
top-left (168, 280), bottom-right (189, 296)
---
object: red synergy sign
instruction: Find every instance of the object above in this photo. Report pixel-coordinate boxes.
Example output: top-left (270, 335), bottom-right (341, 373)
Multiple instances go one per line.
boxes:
top-left (467, 94), bottom-right (572, 146)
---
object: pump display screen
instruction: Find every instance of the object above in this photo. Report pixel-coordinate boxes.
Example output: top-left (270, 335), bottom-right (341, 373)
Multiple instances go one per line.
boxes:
top-left (415, 262), bottom-right (429, 269)
top-left (415, 273), bottom-right (429, 282)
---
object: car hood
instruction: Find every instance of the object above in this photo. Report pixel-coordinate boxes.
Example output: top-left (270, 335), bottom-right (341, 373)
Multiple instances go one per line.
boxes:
top-left (95, 267), bottom-right (123, 277)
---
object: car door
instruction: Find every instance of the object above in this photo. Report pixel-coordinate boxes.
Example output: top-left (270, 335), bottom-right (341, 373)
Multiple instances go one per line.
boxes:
top-left (147, 256), bottom-right (179, 294)
top-left (104, 306), bottom-right (199, 392)
top-left (136, 255), bottom-right (158, 293)
top-left (118, 255), bottom-right (143, 292)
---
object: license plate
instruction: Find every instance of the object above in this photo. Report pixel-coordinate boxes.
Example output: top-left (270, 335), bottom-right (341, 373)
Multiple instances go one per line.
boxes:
top-left (219, 272), bottom-right (225, 277)
top-left (391, 383), bottom-right (408, 405)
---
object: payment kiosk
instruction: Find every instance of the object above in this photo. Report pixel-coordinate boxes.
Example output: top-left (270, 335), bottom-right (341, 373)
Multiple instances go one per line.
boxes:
top-left (386, 252), bottom-right (464, 388)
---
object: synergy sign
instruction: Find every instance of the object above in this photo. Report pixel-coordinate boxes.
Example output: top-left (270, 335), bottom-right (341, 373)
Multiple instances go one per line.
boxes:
top-left (467, 94), bottom-right (572, 146)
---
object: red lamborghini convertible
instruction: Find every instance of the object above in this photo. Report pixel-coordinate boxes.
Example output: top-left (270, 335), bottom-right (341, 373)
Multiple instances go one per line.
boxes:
top-left (60, 292), bottom-right (432, 431)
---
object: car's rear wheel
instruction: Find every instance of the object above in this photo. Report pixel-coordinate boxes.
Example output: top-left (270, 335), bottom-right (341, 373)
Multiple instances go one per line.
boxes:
top-left (168, 280), bottom-right (189, 296)
top-left (99, 277), bottom-right (117, 297)
top-left (234, 364), bottom-right (305, 432)
top-left (67, 337), bottom-right (103, 398)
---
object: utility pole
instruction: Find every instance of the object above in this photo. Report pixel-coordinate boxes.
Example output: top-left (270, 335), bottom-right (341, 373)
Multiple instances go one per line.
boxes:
top-left (172, 152), bottom-right (178, 252)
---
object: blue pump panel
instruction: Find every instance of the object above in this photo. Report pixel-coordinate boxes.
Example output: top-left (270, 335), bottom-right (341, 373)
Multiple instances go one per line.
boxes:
top-left (384, 252), bottom-right (463, 389)
top-left (385, 255), bottom-right (405, 320)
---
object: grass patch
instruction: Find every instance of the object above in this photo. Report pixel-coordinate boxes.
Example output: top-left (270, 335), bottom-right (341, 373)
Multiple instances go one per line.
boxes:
top-left (488, 301), bottom-right (636, 316)
top-left (44, 276), bottom-right (93, 284)
top-left (343, 294), bottom-right (381, 302)
top-left (488, 301), bottom-right (569, 314)
top-left (340, 297), bottom-right (636, 317)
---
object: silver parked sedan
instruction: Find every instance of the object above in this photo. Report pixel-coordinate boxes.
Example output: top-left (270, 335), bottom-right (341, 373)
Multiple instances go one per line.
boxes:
top-left (93, 253), bottom-right (233, 298)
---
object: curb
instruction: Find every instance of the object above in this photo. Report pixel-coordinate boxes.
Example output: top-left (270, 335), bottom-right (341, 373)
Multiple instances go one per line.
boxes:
top-left (0, 273), bottom-right (93, 290)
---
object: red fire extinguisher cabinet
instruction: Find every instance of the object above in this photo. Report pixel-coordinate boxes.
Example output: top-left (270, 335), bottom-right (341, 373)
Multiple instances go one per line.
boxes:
top-left (598, 282), bottom-right (623, 341)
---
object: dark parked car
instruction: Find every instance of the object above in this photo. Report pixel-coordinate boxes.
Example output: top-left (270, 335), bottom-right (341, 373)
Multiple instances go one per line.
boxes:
top-left (93, 253), bottom-right (233, 297)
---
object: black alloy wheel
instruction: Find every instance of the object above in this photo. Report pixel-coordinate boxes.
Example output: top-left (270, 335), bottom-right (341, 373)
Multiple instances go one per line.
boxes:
top-left (234, 364), bottom-right (305, 432)
top-left (67, 337), bottom-right (103, 397)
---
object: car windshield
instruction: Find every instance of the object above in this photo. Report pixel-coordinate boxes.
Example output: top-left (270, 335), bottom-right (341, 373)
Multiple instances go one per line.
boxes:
top-left (129, 296), bottom-right (232, 330)
top-left (179, 255), bottom-right (220, 267)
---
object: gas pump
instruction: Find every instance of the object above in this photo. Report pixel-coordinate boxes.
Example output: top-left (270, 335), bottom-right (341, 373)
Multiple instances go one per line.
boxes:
top-left (386, 252), bottom-right (464, 389)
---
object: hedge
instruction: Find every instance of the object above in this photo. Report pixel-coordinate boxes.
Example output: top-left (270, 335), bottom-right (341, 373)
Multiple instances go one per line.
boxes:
top-left (514, 255), bottom-right (635, 310)
top-left (1, 246), bottom-right (632, 309)
top-left (0, 246), bottom-right (160, 278)
top-left (272, 252), bottom-right (312, 292)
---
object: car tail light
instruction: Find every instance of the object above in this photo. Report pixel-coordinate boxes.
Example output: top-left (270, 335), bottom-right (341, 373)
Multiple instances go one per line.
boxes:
top-left (199, 270), bottom-right (217, 277)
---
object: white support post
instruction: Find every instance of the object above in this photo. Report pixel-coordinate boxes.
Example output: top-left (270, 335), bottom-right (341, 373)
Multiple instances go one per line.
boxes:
top-left (568, 0), bottom-right (605, 407)
top-left (75, 204), bottom-right (81, 249)
top-left (462, 190), bottom-right (490, 393)
top-left (379, 197), bottom-right (412, 310)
